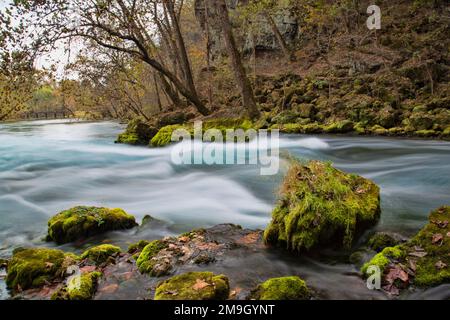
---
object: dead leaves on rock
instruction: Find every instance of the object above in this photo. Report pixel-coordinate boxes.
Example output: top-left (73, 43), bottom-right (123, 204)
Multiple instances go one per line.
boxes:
top-left (435, 260), bottom-right (447, 270)
top-left (408, 246), bottom-right (428, 258)
top-left (383, 264), bottom-right (410, 295)
top-left (192, 279), bottom-right (211, 291)
top-left (432, 233), bottom-right (444, 245)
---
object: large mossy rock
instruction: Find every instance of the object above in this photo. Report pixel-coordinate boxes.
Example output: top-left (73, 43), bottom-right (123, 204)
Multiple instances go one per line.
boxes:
top-left (151, 125), bottom-right (186, 147)
top-left (154, 271), bottom-right (230, 300)
top-left (362, 206), bottom-right (450, 290)
top-left (264, 160), bottom-right (381, 252)
top-left (6, 248), bottom-right (75, 291)
top-left (47, 206), bottom-right (137, 244)
top-left (250, 276), bottom-right (311, 300)
top-left (116, 118), bottom-right (158, 145)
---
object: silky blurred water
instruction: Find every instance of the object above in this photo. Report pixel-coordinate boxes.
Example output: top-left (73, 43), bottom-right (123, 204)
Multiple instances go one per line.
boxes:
top-left (0, 120), bottom-right (449, 299)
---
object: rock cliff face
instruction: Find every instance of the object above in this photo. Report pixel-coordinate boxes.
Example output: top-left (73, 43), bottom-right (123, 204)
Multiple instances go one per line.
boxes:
top-left (194, 0), bottom-right (299, 58)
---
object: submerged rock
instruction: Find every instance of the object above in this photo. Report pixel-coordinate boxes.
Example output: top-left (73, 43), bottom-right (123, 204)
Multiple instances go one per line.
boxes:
top-left (249, 276), bottom-right (310, 300)
top-left (46, 206), bottom-right (137, 244)
top-left (154, 271), bottom-right (230, 300)
top-left (264, 160), bottom-right (381, 252)
top-left (361, 206), bottom-right (450, 293)
top-left (367, 232), bottom-right (402, 253)
top-left (81, 244), bottom-right (121, 265)
top-left (52, 271), bottom-right (102, 300)
top-left (116, 118), bottom-right (158, 145)
top-left (6, 248), bottom-right (77, 291)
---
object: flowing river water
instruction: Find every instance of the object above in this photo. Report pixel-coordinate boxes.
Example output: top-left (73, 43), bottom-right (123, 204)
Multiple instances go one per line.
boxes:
top-left (0, 119), bottom-right (449, 300)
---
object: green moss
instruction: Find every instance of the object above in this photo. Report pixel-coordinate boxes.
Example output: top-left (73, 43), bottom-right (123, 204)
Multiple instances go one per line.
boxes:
top-left (415, 130), bottom-right (437, 137)
top-left (81, 244), bottom-right (121, 265)
top-left (272, 111), bottom-right (301, 124)
top-left (324, 120), bottom-right (354, 133)
top-left (154, 272), bottom-right (230, 300)
top-left (367, 233), bottom-right (399, 252)
top-left (116, 118), bottom-right (158, 145)
top-left (52, 271), bottom-right (102, 300)
top-left (250, 276), bottom-right (310, 300)
top-left (442, 126), bottom-right (450, 138)
top-left (361, 246), bottom-right (406, 275)
top-left (136, 240), bottom-right (168, 275)
top-left (278, 122), bottom-right (323, 134)
top-left (370, 125), bottom-right (388, 135)
top-left (150, 119), bottom-right (257, 147)
top-left (264, 160), bottom-right (381, 252)
top-left (47, 206), bottom-right (137, 244)
top-left (6, 248), bottom-right (68, 291)
top-left (151, 124), bottom-right (186, 147)
top-left (354, 122), bottom-right (367, 134)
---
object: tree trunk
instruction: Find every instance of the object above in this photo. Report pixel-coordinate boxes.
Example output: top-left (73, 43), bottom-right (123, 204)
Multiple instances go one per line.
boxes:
top-left (158, 73), bottom-right (182, 108)
top-left (213, 0), bottom-right (260, 120)
top-left (153, 72), bottom-right (163, 112)
top-left (263, 11), bottom-right (295, 62)
top-left (204, 0), bottom-right (214, 109)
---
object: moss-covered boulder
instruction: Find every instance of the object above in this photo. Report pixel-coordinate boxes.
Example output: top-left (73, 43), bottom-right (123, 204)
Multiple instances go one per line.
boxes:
top-left (47, 206), bottom-right (137, 244)
top-left (264, 160), bottom-right (381, 252)
top-left (81, 244), bottom-right (121, 265)
top-left (361, 206), bottom-right (450, 291)
top-left (116, 118), bottom-right (158, 145)
top-left (249, 276), bottom-right (310, 300)
top-left (6, 248), bottom-right (73, 291)
top-left (151, 124), bottom-right (185, 147)
top-left (136, 240), bottom-right (168, 275)
top-left (52, 271), bottom-right (102, 300)
top-left (154, 271), bottom-right (230, 300)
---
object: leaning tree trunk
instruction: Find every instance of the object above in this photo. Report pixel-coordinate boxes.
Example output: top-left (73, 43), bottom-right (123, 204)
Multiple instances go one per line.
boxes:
top-left (213, 0), bottom-right (260, 120)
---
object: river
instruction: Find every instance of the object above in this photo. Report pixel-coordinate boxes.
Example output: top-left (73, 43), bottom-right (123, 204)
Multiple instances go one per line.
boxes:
top-left (0, 119), bottom-right (449, 299)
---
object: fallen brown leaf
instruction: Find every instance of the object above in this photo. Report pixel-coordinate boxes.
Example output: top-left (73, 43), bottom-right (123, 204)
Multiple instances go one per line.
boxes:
top-left (385, 266), bottom-right (409, 284)
top-left (192, 279), bottom-right (210, 291)
top-left (435, 261), bottom-right (447, 270)
top-left (178, 236), bottom-right (190, 243)
top-left (408, 259), bottom-right (417, 272)
top-left (432, 233), bottom-right (444, 245)
top-left (409, 251), bottom-right (427, 258)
